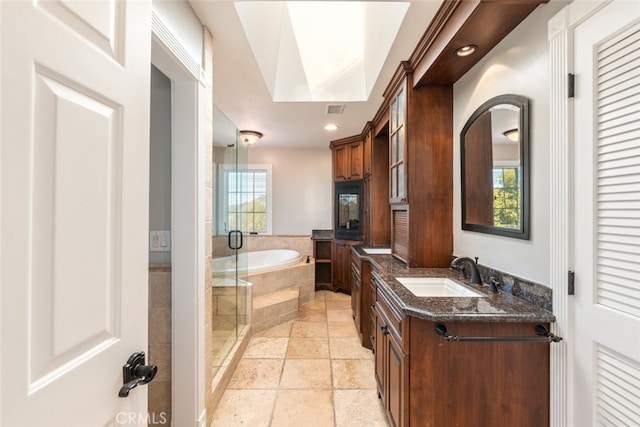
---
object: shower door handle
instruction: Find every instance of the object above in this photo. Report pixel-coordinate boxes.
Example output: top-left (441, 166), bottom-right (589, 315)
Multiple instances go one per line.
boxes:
top-left (228, 230), bottom-right (243, 250)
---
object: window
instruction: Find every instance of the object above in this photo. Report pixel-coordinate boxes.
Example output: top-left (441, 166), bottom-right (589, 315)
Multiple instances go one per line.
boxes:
top-left (493, 167), bottom-right (520, 229)
top-left (221, 164), bottom-right (272, 234)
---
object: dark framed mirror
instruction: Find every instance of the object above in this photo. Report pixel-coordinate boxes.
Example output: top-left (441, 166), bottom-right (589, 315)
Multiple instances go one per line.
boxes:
top-left (460, 94), bottom-right (529, 240)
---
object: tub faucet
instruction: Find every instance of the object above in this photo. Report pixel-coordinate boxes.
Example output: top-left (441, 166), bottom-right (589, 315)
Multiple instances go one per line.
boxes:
top-left (450, 256), bottom-right (482, 285)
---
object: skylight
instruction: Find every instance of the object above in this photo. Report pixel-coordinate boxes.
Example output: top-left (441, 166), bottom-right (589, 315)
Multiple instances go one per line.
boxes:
top-left (235, 1), bottom-right (409, 102)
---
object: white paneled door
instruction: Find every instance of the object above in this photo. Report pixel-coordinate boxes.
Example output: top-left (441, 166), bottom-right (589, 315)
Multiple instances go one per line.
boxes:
top-left (573, 2), bottom-right (640, 425)
top-left (1, 1), bottom-right (151, 426)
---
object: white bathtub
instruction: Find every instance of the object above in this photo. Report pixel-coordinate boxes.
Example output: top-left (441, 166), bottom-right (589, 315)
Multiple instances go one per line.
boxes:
top-left (212, 249), bottom-right (303, 276)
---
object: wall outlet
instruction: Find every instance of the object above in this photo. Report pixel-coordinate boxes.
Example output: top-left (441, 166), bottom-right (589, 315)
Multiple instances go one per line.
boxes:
top-left (150, 231), bottom-right (171, 252)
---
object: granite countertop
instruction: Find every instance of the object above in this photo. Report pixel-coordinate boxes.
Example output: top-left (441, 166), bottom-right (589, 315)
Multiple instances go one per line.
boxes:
top-left (311, 229), bottom-right (333, 240)
top-left (352, 246), bottom-right (556, 323)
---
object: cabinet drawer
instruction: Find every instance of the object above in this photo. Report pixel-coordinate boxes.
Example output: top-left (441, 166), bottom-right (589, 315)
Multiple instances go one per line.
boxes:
top-left (351, 262), bottom-right (361, 281)
top-left (375, 285), bottom-right (405, 347)
top-left (351, 252), bottom-right (361, 273)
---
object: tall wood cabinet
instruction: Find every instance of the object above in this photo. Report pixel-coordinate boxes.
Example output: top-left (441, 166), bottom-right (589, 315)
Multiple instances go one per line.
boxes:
top-left (384, 65), bottom-right (453, 267)
top-left (363, 123), bottom-right (391, 247)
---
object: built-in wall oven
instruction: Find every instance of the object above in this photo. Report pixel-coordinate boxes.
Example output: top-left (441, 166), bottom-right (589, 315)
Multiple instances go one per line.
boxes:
top-left (334, 180), bottom-right (363, 241)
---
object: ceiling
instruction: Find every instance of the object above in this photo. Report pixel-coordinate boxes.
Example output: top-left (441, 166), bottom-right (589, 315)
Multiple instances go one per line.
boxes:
top-left (189, 0), bottom-right (443, 149)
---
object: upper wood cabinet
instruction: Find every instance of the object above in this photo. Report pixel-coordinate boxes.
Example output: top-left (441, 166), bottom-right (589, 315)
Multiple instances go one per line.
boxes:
top-left (331, 136), bottom-right (363, 182)
top-left (389, 80), bottom-right (407, 205)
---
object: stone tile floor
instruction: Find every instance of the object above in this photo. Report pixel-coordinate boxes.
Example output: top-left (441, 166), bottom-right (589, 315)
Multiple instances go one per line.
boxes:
top-left (210, 290), bottom-right (390, 427)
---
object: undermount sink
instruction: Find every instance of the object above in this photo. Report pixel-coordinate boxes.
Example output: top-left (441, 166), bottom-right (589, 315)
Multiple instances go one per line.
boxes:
top-left (395, 277), bottom-right (484, 297)
top-left (363, 248), bottom-right (392, 255)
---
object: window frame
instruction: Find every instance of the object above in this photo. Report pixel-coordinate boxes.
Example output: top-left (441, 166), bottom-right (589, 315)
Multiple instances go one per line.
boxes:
top-left (218, 163), bottom-right (273, 235)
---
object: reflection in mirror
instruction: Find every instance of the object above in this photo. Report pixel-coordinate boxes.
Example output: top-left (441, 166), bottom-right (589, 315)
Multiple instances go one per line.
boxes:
top-left (461, 95), bottom-right (529, 240)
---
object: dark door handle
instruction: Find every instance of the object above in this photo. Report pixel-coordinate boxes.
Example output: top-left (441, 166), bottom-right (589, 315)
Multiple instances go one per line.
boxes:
top-left (228, 230), bottom-right (243, 250)
top-left (118, 352), bottom-right (157, 397)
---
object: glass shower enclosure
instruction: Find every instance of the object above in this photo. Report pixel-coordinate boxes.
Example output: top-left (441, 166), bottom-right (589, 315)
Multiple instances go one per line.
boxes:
top-left (211, 105), bottom-right (249, 375)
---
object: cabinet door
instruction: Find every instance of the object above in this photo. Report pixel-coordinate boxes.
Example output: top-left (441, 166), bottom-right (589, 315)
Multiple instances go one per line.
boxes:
top-left (363, 129), bottom-right (373, 176)
top-left (333, 144), bottom-right (349, 181)
top-left (351, 266), bottom-right (361, 329)
top-left (348, 141), bottom-right (363, 180)
top-left (370, 280), bottom-right (377, 351)
top-left (363, 176), bottom-right (370, 244)
top-left (389, 84), bottom-right (407, 204)
top-left (332, 241), bottom-right (351, 293)
top-left (333, 139), bottom-right (362, 181)
top-left (387, 335), bottom-right (406, 427)
top-left (374, 311), bottom-right (387, 398)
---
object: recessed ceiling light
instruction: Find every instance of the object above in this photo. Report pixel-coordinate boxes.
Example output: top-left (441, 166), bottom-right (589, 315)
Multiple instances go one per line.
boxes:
top-left (455, 45), bottom-right (478, 57)
top-left (324, 124), bottom-right (338, 131)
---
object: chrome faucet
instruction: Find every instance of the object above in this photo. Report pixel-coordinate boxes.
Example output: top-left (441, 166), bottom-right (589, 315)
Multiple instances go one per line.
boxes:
top-left (450, 256), bottom-right (482, 285)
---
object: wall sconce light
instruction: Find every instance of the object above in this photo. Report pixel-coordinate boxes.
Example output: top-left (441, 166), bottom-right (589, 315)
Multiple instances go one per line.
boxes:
top-left (454, 45), bottom-right (478, 57)
top-left (239, 130), bottom-right (263, 145)
top-left (503, 128), bottom-right (519, 142)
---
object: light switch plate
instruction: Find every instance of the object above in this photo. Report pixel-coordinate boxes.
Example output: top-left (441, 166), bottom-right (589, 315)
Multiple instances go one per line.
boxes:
top-left (150, 231), bottom-right (171, 252)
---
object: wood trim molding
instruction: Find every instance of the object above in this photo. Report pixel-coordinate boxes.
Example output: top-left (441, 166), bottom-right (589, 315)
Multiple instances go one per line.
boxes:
top-left (409, 0), bottom-right (463, 69)
top-left (409, 0), bottom-right (548, 87)
top-left (547, 9), bottom-right (571, 426)
top-left (410, 0), bottom-right (477, 86)
top-left (382, 61), bottom-right (412, 100)
top-left (329, 134), bottom-right (363, 148)
top-left (547, 2), bottom-right (610, 426)
top-left (372, 103), bottom-right (389, 137)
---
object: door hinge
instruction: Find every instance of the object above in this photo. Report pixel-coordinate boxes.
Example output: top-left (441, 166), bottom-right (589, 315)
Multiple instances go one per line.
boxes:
top-left (568, 270), bottom-right (575, 295)
top-left (568, 73), bottom-right (575, 98)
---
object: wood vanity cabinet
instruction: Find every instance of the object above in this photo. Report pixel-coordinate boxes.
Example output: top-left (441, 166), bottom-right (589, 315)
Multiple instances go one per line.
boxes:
top-left (372, 272), bottom-right (550, 427)
top-left (331, 136), bottom-right (363, 182)
top-left (384, 64), bottom-right (453, 267)
top-left (373, 272), bottom-right (408, 427)
top-left (350, 250), bottom-right (373, 350)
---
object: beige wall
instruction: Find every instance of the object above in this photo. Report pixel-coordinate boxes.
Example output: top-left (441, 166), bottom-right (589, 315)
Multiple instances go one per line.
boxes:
top-left (248, 147), bottom-right (332, 235)
top-left (148, 266), bottom-right (172, 422)
top-left (453, 1), bottom-right (568, 285)
top-left (149, 66), bottom-right (172, 265)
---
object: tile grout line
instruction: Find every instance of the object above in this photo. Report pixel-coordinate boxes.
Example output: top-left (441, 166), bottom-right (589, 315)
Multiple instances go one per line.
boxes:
top-left (213, 290), bottom-right (386, 426)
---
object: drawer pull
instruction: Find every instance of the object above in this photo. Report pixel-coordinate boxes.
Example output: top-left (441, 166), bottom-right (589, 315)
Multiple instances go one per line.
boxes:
top-left (379, 325), bottom-right (389, 335)
top-left (435, 324), bottom-right (563, 343)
